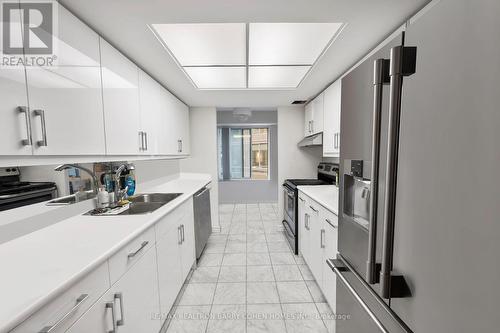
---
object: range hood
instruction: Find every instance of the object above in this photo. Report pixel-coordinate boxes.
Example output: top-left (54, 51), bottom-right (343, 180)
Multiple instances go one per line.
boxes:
top-left (298, 132), bottom-right (323, 147)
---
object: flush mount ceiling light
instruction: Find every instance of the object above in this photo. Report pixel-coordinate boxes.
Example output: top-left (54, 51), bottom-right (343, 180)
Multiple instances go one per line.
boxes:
top-left (150, 22), bottom-right (344, 90)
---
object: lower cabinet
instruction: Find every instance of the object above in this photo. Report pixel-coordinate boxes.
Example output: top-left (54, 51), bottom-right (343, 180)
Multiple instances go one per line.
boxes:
top-left (298, 191), bottom-right (338, 314)
top-left (67, 246), bottom-right (161, 333)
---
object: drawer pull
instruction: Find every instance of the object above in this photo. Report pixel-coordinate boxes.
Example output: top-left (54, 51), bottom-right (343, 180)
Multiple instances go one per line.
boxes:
top-left (309, 205), bottom-right (319, 213)
top-left (39, 294), bottom-right (89, 333)
top-left (105, 302), bottom-right (116, 333)
top-left (325, 218), bottom-right (337, 229)
top-left (114, 293), bottom-right (125, 326)
top-left (127, 241), bottom-right (149, 258)
top-left (320, 229), bottom-right (325, 248)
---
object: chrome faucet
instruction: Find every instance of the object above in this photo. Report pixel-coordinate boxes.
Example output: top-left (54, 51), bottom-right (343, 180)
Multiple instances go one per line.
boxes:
top-left (54, 164), bottom-right (99, 195)
top-left (114, 163), bottom-right (135, 202)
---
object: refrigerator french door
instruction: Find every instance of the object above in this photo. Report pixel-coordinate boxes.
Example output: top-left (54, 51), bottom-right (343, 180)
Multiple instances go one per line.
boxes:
top-left (334, 0), bottom-right (500, 332)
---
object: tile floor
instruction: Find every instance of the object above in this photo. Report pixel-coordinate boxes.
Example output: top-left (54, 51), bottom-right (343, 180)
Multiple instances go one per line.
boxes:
top-left (165, 203), bottom-right (335, 333)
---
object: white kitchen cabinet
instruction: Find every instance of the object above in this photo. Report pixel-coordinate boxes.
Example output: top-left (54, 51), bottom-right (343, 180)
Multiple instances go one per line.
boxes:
top-left (298, 190), bottom-right (338, 314)
top-left (171, 97), bottom-right (190, 155)
top-left (67, 246), bottom-right (161, 333)
top-left (304, 93), bottom-right (324, 137)
top-left (0, 11), bottom-right (32, 156)
top-left (179, 203), bottom-right (195, 278)
top-left (323, 79), bottom-right (342, 157)
top-left (99, 38), bottom-right (142, 155)
top-left (138, 70), bottom-right (163, 155)
top-left (24, 2), bottom-right (105, 156)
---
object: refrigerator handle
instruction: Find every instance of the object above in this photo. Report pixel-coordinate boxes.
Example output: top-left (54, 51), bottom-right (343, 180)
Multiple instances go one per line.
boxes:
top-left (380, 45), bottom-right (416, 299)
top-left (366, 58), bottom-right (390, 284)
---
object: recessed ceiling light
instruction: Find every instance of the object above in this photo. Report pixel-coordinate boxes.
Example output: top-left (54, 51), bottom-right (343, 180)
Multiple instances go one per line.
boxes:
top-left (151, 23), bottom-right (246, 66)
top-left (248, 23), bottom-right (343, 65)
top-left (184, 67), bottom-right (246, 89)
top-left (248, 66), bottom-right (311, 88)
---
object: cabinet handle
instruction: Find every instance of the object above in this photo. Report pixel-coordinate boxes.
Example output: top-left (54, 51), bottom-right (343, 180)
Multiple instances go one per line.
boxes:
top-left (114, 293), bottom-right (125, 326)
top-left (325, 218), bottom-right (337, 229)
top-left (127, 241), bottom-right (149, 258)
top-left (311, 120), bottom-right (314, 133)
top-left (144, 132), bottom-right (148, 151)
top-left (178, 139), bottom-right (182, 153)
top-left (105, 302), bottom-right (117, 333)
top-left (298, 197), bottom-right (305, 203)
top-left (320, 229), bottom-right (325, 248)
top-left (38, 294), bottom-right (89, 333)
top-left (139, 131), bottom-right (144, 150)
top-left (181, 224), bottom-right (185, 243)
top-left (178, 226), bottom-right (182, 245)
top-left (18, 106), bottom-right (32, 146)
top-left (309, 205), bottom-right (319, 213)
top-left (305, 213), bottom-right (310, 230)
top-left (33, 109), bottom-right (47, 147)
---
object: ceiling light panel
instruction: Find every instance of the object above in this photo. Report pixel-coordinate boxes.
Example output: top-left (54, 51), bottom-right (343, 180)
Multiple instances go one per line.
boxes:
top-left (152, 23), bottom-right (246, 66)
top-left (248, 66), bottom-right (310, 88)
top-left (248, 23), bottom-right (343, 65)
top-left (184, 67), bottom-right (246, 89)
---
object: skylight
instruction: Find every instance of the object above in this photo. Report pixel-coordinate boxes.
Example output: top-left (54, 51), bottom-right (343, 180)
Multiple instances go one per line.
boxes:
top-left (150, 22), bottom-right (344, 90)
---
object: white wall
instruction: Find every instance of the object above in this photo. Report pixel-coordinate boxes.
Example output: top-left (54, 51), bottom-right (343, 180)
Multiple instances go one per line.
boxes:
top-left (180, 107), bottom-right (219, 230)
top-left (277, 106), bottom-right (323, 218)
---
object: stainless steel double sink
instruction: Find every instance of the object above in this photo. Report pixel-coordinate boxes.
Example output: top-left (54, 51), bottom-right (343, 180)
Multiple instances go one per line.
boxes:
top-left (84, 193), bottom-right (183, 216)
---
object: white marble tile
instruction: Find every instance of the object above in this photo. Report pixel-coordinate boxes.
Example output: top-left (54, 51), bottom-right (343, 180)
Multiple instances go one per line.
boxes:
top-left (218, 266), bottom-right (246, 282)
top-left (315, 302), bottom-right (336, 333)
top-left (247, 282), bottom-right (280, 304)
top-left (282, 303), bottom-right (327, 333)
top-left (247, 224), bottom-right (265, 234)
top-left (247, 253), bottom-right (271, 266)
top-left (166, 305), bottom-right (210, 333)
top-left (247, 233), bottom-right (267, 242)
top-left (276, 281), bottom-right (314, 303)
top-left (270, 252), bottom-right (296, 265)
top-left (178, 284), bottom-right (216, 305)
top-left (247, 304), bottom-right (286, 333)
top-left (246, 242), bottom-right (269, 253)
top-left (298, 264), bottom-right (315, 280)
top-left (207, 304), bottom-right (246, 333)
top-left (265, 233), bottom-right (287, 242)
top-left (293, 255), bottom-right (306, 265)
top-left (228, 234), bottom-right (246, 242)
top-left (247, 265), bottom-right (275, 282)
top-left (213, 282), bottom-right (246, 305)
top-left (267, 241), bottom-right (291, 253)
top-left (204, 242), bottom-right (226, 254)
top-left (225, 240), bottom-right (246, 253)
top-left (190, 266), bottom-right (220, 283)
top-left (219, 204), bottom-right (235, 213)
top-left (305, 280), bottom-right (326, 302)
top-left (222, 253), bottom-right (246, 266)
top-left (208, 234), bottom-right (228, 244)
top-left (273, 265), bottom-right (303, 281)
top-left (229, 224), bottom-right (247, 234)
top-left (198, 253), bottom-right (224, 267)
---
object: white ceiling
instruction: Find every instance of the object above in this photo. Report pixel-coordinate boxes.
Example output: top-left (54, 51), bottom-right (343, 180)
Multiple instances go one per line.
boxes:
top-left (59, 0), bottom-right (431, 107)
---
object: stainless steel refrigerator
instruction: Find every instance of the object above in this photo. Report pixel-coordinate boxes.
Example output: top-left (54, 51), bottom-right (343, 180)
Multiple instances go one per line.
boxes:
top-left (330, 0), bottom-right (500, 332)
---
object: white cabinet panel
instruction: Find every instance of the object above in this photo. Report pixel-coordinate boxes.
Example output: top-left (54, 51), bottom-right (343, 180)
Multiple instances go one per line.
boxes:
top-left (156, 221), bottom-right (183, 316)
top-left (65, 291), bottom-right (116, 333)
top-left (304, 103), bottom-right (313, 137)
top-left (312, 92), bottom-right (324, 135)
top-left (100, 38), bottom-right (141, 155)
top-left (298, 194), bottom-right (309, 261)
top-left (308, 200), bottom-right (322, 283)
top-left (172, 98), bottom-right (190, 155)
top-left (179, 200), bottom-right (195, 279)
top-left (323, 79), bottom-right (341, 156)
top-left (25, 3), bottom-right (105, 155)
top-left (321, 209), bottom-right (338, 313)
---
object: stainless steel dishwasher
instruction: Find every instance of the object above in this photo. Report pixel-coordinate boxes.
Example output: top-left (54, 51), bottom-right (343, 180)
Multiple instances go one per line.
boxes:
top-left (193, 185), bottom-right (212, 259)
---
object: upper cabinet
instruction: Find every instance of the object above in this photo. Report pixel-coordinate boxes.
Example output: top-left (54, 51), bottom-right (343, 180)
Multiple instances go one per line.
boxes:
top-left (304, 93), bottom-right (324, 137)
top-left (323, 79), bottom-right (341, 157)
top-left (25, 2), bottom-right (106, 156)
top-left (100, 38), bottom-right (142, 155)
top-left (0, 2), bottom-right (189, 161)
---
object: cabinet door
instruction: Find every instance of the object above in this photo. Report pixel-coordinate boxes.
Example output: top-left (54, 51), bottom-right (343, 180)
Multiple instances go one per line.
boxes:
top-left (304, 103), bottom-right (313, 137)
top-left (173, 99), bottom-right (190, 155)
top-left (156, 223), bottom-right (183, 316)
top-left (298, 194), bottom-right (308, 259)
top-left (180, 202), bottom-right (195, 280)
top-left (322, 213), bottom-right (338, 313)
top-left (66, 290), bottom-right (116, 333)
top-left (307, 201), bottom-right (322, 283)
top-left (25, 3), bottom-right (105, 155)
top-left (0, 8), bottom-right (31, 156)
top-left (323, 79), bottom-right (341, 156)
top-left (312, 92), bottom-right (324, 134)
top-left (111, 246), bottom-right (161, 333)
top-left (100, 38), bottom-right (141, 155)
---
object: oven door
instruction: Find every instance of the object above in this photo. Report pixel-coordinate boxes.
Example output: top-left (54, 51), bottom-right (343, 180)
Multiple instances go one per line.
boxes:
top-left (283, 184), bottom-right (295, 225)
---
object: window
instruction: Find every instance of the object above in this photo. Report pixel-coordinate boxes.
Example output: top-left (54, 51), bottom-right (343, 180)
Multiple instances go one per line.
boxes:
top-left (218, 127), bottom-right (269, 180)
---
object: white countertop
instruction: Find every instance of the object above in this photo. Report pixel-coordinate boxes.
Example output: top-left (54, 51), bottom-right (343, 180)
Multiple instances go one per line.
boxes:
top-left (297, 185), bottom-right (339, 215)
top-left (0, 173), bottom-right (211, 333)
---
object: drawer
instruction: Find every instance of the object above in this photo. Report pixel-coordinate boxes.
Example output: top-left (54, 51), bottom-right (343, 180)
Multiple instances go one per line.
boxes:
top-left (155, 199), bottom-right (191, 240)
top-left (108, 227), bottom-right (155, 284)
top-left (11, 262), bottom-right (110, 333)
top-left (322, 208), bottom-right (338, 228)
